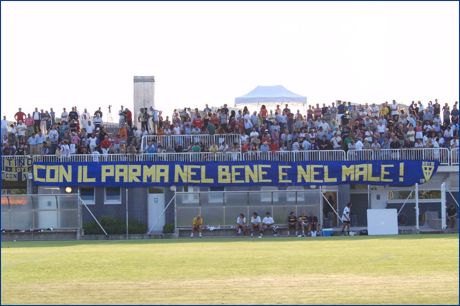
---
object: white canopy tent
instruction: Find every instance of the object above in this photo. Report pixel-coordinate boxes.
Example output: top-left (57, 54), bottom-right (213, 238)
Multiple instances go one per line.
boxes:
top-left (234, 85), bottom-right (307, 112)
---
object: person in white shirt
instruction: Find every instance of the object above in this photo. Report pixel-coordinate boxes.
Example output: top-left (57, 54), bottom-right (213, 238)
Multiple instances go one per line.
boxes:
top-left (91, 149), bottom-right (101, 162)
top-left (81, 109), bottom-right (91, 130)
top-left (451, 136), bottom-right (459, 148)
top-left (262, 212), bottom-right (278, 237)
top-left (250, 212), bottom-right (262, 238)
top-left (1, 116), bottom-right (8, 139)
top-left (390, 100), bottom-right (399, 119)
top-left (331, 133), bottom-right (342, 150)
top-left (59, 141), bottom-right (70, 158)
top-left (61, 108), bottom-right (68, 122)
top-left (235, 213), bottom-right (248, 236)
top-left (341, 202), bottom-right (352, 235)
top-left (88, 134), bottom-right (98, 152)
top-left (354, 139), bottom-right (364, 151)
top-left (16, 121), bottom-right (26, 143)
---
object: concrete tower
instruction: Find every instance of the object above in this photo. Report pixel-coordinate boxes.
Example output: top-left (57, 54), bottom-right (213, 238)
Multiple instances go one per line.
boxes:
top-left (133, 76), bottom-right (155, 129)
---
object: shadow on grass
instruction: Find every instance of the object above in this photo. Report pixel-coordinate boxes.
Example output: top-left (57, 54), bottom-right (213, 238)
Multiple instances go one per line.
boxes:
top-left (1, 233), bottom-right (458, 249)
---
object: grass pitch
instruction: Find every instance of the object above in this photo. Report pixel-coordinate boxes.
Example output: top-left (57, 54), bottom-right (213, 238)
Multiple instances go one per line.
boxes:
top-left (1, 234), bottom-right (458, 305)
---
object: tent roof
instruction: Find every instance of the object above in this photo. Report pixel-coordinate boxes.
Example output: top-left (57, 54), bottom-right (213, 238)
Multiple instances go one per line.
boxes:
top-left (235, 85), bottom-right (307, 105)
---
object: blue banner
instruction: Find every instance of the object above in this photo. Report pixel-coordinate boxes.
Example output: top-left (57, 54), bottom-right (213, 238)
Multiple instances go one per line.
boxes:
top-left (32, 160), bottom-right (439, 187)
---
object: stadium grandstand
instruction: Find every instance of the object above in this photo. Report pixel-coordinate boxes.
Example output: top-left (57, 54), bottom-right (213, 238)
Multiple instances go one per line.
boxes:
top-left (1, 82), bottom-right (459, 240)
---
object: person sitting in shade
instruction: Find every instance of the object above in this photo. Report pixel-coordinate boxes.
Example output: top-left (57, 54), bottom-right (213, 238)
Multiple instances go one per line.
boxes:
top-left (235, 213), bottom-right (248, 236)
top-left (262, 212), bottom-right (279, 237)
top-left (287, 211), bottom-right (298, 236)
top-left (297, 211), bottom-right (309, 237)
top-left (191, 215), bottom-right (203, 238)
top-left (250, 212), bottom-right (263, 238)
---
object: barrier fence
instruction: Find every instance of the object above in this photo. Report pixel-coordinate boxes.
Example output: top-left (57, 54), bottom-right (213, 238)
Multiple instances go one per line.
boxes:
top-left (346, 148), bottom-right (450, 165)
top-left (175, 190), bottom-right (323, 228)
top-left (451, 148), bottom-right (459, 165)
top-left (24, 147), bottom-right (456, 164)
top-left (1, 194), bottom-right (80, 231)
top-left (140, 134), bottom-right (242, 153)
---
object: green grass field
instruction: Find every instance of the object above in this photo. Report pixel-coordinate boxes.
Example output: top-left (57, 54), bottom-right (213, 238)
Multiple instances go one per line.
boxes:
top-left (1, 234), bottom-right (458, 305)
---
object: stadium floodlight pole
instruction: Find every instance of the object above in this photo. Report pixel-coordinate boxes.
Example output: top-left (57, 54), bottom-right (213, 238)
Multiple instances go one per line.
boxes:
top-left (441, 182), bottom-right (447, 231)
top-left (415, 183), bottom-right (419, 232)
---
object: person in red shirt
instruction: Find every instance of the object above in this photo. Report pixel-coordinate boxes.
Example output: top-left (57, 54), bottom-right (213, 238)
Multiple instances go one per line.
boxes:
top-left (270, 141), bottom-right (279, 152)
top-left (260, 105), bottom-right (268, 122)
top-left (192, 115), bottom-right (204, 131)
top-left (100, 134), bottom-right (112, 155)
top-left (14, 108), bottom-right (26, 123)
top-left (125, 108), bottom-right (133, 127)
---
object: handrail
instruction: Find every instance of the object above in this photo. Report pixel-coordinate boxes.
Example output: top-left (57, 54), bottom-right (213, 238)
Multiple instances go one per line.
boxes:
top-left (1, 147), bottom-right (458, 165)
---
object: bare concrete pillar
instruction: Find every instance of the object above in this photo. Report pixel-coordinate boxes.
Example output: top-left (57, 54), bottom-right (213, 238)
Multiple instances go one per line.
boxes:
top-left (133, 76), bottom-right (155, 130)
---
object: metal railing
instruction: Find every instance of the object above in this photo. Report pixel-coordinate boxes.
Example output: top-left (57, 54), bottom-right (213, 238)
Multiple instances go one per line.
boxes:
top-left (346, 148), bottom-right (450, 165)
top-left (451, 148), bottom-right (459, 165)
top-left (3, 147), bottom-right (458, 167)
top-left (140, 134), bottom-right (241, 153)
top-left (243, 150), bottom-right (346, 162)
top-left (1, 194), bottom-right (80, 230)
top-left (32, 152), bottom-right (243, 163)
top-left (175, 190), bottom-right (322, 228)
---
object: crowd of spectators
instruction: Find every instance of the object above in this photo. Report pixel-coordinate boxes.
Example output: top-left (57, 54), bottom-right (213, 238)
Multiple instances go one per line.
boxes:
top-left (1, 99), bottom-right (459, 157)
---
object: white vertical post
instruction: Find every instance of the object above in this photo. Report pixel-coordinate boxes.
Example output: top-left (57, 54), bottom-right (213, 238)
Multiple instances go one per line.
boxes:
top-left (441, 182), bottom-right (447, 230)
top-left (319, 187), bottom-right (323, 230)
top-left (77, 189), bottom-right (82, 240)
top-left (415, 183), bottom-right (419, 231)
top-left (125, 188), bottom-right (129, 239)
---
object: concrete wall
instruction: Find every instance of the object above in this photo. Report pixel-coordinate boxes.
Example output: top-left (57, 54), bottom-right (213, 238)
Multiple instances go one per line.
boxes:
top-left (133, 76), bottom-right (155, 129)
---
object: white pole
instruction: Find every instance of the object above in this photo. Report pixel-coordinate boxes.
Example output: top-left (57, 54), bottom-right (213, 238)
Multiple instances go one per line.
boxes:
top-left (77, 189), bottom-right (82, 240)
top-left (415, 183), bottom-right (420, 232)
top-left (441, 182), bottom-right (447, 230)
top-left (125, 188), bottom-right (129, 239)
top-left (319, 187), bottom-right (323, 230)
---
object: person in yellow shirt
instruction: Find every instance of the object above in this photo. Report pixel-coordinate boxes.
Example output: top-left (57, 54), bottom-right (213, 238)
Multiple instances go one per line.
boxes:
top-left (191, 215), bottom-right (203, 238)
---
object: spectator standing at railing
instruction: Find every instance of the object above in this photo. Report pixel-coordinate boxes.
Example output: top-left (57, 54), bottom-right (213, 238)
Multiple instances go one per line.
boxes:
top-left (451, 135), bottom-right (458, 148)
top-left (88, 133), bottom-right (98, 152)
top-left (145, 141), bottom-right (157, 154)
top-left (100, 134), bottom-right (112, 155)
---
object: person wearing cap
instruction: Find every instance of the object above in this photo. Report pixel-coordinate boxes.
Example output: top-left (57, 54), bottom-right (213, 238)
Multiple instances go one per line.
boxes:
top-left (191, 215), bottom-right (203, 238)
